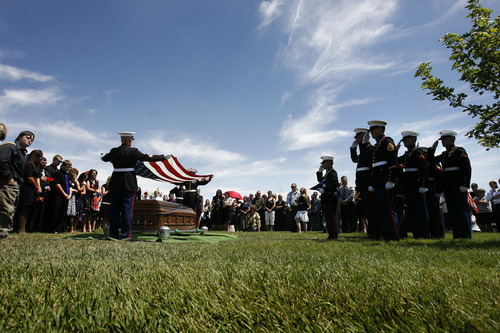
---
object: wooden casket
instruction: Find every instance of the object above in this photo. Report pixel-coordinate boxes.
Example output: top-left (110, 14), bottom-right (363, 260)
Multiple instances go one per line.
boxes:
top-left (132, 200), bottom-right (196, 231)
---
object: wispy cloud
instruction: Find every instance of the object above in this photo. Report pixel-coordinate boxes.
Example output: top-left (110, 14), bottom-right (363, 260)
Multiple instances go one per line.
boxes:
top-left (259, 0), bottom-right (400, 151)
top-left (0, 87), bottom-right (63, 110)
top-left (103, 89), bottom-right (123, 104)
top-left (258, 0), bottom-right (285, 29)
top-left (0, 63), bottom-right (54, 82)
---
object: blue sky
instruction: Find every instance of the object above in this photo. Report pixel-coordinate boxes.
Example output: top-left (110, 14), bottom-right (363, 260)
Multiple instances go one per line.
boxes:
top-left (1, 0), bottom-right (499, 200)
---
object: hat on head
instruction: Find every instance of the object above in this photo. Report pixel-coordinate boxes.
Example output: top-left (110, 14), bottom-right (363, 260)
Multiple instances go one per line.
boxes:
top-left (118, 131), bottom-right (135, 139)
top-left (0, 123), bottom-right (7, 141)
top-left (354, 128), bottom-right (369, 135)
top-left (401, 131), bottom-right (419, 138)
top-left (439, 130), bottom-right (457, 138)
top-left (367, 120), bottom-right (387, 129)
top-left (320, 155), bottom-right (334, 163)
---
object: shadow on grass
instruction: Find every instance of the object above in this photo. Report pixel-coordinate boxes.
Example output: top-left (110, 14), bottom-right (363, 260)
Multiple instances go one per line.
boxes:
top-left (312, 232), bottom-right (500, 250)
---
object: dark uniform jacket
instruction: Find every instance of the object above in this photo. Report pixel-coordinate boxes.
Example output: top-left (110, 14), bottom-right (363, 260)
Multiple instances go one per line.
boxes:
top-left (350, 142), bottom-right (372, 191)
top-left (432, 145), bottom-right (471, 191)
top-left (102, 144), bottom-right (165, 192)
top-left (398, 146), bottom-right (428, 192)
top-left (316, 167), bottom-right (339, 202)
top-left (0, 141), bottom-right (28, 187)
top-left (369, 136), bottom-right (398, 188)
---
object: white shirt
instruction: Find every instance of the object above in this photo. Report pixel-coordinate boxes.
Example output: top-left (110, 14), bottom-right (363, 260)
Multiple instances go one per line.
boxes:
top-left (486, 188), bottom-right (500, 205)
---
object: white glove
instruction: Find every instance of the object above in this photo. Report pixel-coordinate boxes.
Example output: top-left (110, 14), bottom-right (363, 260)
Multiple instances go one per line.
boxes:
top-left (431, 140), bottom-right (439, 150)
top-left (165, 154), bottom-right (172, 159)
top-left (385, 181), bottom-right (395, 190)
top-left (368, 186), bottom-right (374, 192)
top-left (419, 187), bottom-right (428, 194)
top-left (318, 165), bottom-right (324, 172)
top-left (459, 186), bottom-right (468, 193)
top-left (351, 140), bottom-right (359, 149)
top-left (363, 132), bottom-right (370, 144)
top-left (318, 188), bottom-right (325, 194)
top-left (100, 153), bottom-right (104, 160)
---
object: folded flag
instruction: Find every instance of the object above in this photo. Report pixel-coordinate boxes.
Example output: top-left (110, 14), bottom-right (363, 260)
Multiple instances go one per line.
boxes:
top-left (135, 155), bottom-right (213, 185)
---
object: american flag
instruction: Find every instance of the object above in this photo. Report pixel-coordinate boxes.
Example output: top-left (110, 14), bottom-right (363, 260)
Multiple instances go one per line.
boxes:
top-left (135, 155), bottom-right (213, 185)
top-left (467, 192), bottom-right (478, 213)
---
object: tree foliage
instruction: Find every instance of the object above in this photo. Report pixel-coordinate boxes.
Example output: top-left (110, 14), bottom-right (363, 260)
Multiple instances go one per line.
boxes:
top-left (415, 0), bottom-right (500, 149)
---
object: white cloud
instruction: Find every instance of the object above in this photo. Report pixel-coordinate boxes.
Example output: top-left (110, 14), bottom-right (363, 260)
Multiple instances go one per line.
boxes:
top-left (0, 63), bottom-right (54, 82)
top-left (258, 0), bottom-right (285, 29)
top-left (0, 87), bottom-right (63, 110)
top-left (145, 137), bottom-right (246, 165)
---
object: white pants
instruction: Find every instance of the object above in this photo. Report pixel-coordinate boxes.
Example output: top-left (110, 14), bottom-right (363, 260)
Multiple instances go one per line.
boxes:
top-left (265, 211), bottom-right (275, 225)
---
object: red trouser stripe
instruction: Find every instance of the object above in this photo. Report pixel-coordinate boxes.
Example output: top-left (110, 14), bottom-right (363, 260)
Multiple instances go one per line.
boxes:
top-left (385, 190), bottom-right (399, 240)
top-left (128, 194), bottom-right (136, 239)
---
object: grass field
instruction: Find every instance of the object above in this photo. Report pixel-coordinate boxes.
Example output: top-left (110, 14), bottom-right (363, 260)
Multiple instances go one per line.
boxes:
top-left (0, 231), bottom-right (498, 332)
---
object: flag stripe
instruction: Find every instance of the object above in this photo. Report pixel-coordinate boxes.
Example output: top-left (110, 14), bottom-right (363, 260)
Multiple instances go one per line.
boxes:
top-left (135, 155), bottom-right (213, 185)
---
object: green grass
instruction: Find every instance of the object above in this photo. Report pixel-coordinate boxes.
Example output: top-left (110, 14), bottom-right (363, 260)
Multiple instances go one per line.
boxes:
top-left (0, 231), bottom-right (498, 332)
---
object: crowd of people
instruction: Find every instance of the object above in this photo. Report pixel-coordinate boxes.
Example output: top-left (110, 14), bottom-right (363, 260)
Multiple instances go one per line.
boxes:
top-left (0, 122), bottom-right (498, 240)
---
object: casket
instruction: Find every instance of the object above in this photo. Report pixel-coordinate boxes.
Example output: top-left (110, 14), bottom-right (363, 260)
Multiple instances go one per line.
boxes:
top-left (132, 200), bottom-right (196, 231)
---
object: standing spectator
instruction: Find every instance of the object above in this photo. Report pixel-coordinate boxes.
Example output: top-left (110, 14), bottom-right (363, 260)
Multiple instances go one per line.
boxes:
top-left (101, 131), bottom-right (165, 239)
top-left (309, 191), bottom-right (322, 231)
top-left (287, 184), bottom-right (300, 232)
top-left (486, 181), bottom-right (500, 229)
top-left (48, 160), bottom-right (73, 233)
top-left (314, 155), bottom-right (339, 240)
top-left (211, 189), bottom-right (223, 230)
top-left (239, 196), bottom-right (251, 230)
top-left (200, 198), bottom-right (212, 228)
top-left (83, 169), bottom-right (100, 232)
top-left (222, 191), bottom-right (234, 231)
top-left (30, 156), bottom-right (49, 232)
top-left (44, 155), bottom-right (63, 178)
top-left (252, 191), bottom-right (265, 230)
top-left (100, 176), bottom-right (111, 229)
top-left (0, 130), bottom-right (34, 237)
top-left (195, 189), bottom-right (204, 229)
top-left (470, 183), bottom-right (479, 199)
top-left (232, 198), bottom-right (242, 231)
top-left (295, 187), bottom-right (311, 233)
top-left (17, 149), bottom-right (43, 233)
top-left (264, 190), bottom-right (276, 231)
top-left (429, 130), bottom-right (472, 239)
top-left (338, 176), bottom-right (356, 233)
top-left (67, 169), bottom-right (86, 232)
top-left (274, 194), bottom-right (287, 231)
top-left (475, 188), bottom-right (492, 232)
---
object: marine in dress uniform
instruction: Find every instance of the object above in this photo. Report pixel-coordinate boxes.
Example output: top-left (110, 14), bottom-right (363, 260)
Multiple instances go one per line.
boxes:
top-left (350, 128), bottom-right (374, 235)
top-left (426, 148), bottom-right (445, 238)
top-left (367, 120), bottom-right (400, 240)
top-left (314, 156), bottom-right (339, 240)
top-left (429, 130), bottom-right (472, 239)
top-left (102, 132), bottom-right (165, 239)
top-left (398, 131), bottom-right (430, 239)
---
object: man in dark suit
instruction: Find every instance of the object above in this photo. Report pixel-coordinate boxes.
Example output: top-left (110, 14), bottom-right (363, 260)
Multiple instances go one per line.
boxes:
top-left (102, 132), bottom-right (165, 239)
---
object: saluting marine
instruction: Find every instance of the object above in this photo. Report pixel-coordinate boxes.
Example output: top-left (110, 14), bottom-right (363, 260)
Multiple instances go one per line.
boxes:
top-left (102, 132), bottom-right (166, 239)
top-left (350, 128), bottom-right (374, 236)
top-left (367, 120), bottom-right (400, 240)
top-left (398, 131), bottom-right (429, 239)
top-left (313, 156), bottom-right (339, 240)
top-left (428, 130), bottom-right (472, 239)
